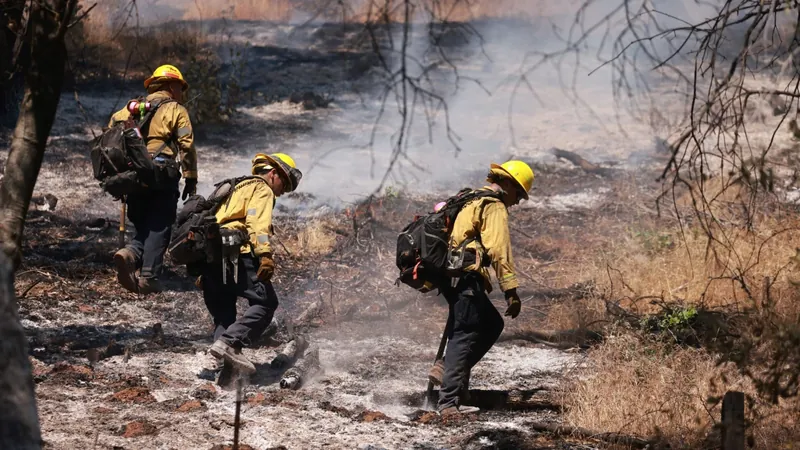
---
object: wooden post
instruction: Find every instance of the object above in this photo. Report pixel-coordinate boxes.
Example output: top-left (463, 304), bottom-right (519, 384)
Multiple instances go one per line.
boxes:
top-left (721, 391), bottom-right (745, 450)
top-left (0, 253), bottom-right (42, 449)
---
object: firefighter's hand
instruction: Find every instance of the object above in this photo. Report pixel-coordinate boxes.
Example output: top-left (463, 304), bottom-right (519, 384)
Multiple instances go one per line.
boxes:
top-left (504, 288), bottom-right (521, 319)
top-left (182, 178), bottom-right (197, 201)
top-left (256, 254), bottom-right (275, 282)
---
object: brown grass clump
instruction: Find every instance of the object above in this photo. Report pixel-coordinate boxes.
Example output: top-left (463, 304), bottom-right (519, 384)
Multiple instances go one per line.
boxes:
top-left (283, 219), bottom-right (338, 257)
top-left (562, 332), bottom-right (723, 444)
top-left (554, 206), bottom-right (800, 446)
top-left (592, 216), bottom-right (800, 316)
top-left (541, 296), bottom-right (606, 331)
top-left (561, 331), bottom-right (800, 447)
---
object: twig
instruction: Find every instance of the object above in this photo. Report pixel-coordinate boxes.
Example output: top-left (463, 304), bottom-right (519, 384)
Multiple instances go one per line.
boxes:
top-left (18, 278), bottom-right (41, 298)
top-left (67, 2), bottom-right (96, 28)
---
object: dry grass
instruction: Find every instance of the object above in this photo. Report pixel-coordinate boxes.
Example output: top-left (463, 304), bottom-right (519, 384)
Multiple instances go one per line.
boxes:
top-left (69, 1), bottom-right (205, 81)
top-left (183, 0), bottom-right (294, 21)
top-left (283, 219), bottom-right (338, 257)
top-left (590, 215), bottom-right (800, 317)
top-left (179, 0), bottom-right (573, 23)
top-left (556, 207), bottom-right (800, 446)
top-left (541, 296), bottom-right (607, 331)
top-left (562, 331), bottom-right (800, 447)
top-left (347, 0), bottom-right (550, 21)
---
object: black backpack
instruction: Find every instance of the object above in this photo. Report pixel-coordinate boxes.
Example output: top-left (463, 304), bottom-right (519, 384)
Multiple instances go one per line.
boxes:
top-left (90, 97), bottom-right (175, 198)
top-left (168, 176), bottom-right (263, 269)
top-left (395, 188), bottom-right (502, 292)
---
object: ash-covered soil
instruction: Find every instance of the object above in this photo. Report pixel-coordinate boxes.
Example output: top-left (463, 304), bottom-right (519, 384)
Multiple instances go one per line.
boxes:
top-left (16, 172), bottom-right (661, 449)
top-left (2, 16), bottom-right (677, 450)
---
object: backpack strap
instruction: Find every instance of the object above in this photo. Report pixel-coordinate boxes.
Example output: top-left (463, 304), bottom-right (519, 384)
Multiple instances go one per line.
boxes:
top-left (448, 188), bottom-right (504, 251)
top-left (135, 97), bottom-right (176, 129)
top-left (132, 97), bottom-right (178, 158)
top-left (215, 176), bottom-right (268, 221)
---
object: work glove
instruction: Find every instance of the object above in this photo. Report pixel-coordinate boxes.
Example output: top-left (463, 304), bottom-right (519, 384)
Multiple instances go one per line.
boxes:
top-left (182, 178), bottom-right (197, 201)
top-left (256, 254), bottom-right (275, 283)
top-left (504, 288), bottom-right (521, 319)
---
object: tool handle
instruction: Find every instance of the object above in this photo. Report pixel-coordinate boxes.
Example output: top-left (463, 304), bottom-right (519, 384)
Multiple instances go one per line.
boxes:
top-left (434, 319), bottom-right (451, 361)
top-left (424, 317), bottom-right (452, 410)
top-left (118, 199), bottom-right (126, 249)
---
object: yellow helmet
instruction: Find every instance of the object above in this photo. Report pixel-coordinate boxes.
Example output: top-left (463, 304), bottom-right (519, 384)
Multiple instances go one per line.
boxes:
top-left (251, 152), bottom-right (302, 192)
top-left (144, 64), bottom-right (189, 91)
top-left (490, 160), bottom-right (534, 199)
top-left (272, 153), bottom-right (296, 169)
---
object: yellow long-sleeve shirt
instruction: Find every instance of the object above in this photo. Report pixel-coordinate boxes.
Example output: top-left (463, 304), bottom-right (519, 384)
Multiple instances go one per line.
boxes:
top-left (449, 187), bottom-right (519, 293)
top-left (108, 91), bottom-right (198, 179)
top-left (214, 177), bottom-right (275, 257)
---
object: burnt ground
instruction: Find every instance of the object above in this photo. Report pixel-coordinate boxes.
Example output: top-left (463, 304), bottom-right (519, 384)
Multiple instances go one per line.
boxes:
top-left (2, 18), bottom-right (675, 450)
top-left (15, 166), bottom-right (667, 450)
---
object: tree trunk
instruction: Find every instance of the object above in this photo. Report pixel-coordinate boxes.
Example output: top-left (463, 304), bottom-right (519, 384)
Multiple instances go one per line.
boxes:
top-left (0, 0), bottom-right (75, 267)
top-left (0, 252), bottom-right (41, 449)
top-left (0, 5), bottom-right (22, 127)
top-left (0, 1), bottom-right (75, 448)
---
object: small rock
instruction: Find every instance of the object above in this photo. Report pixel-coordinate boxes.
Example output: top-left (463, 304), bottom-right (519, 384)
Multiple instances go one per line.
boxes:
top-left (110, 387), bottom-right (156, 404)
top-left (247, 392), bottom-right (266, 405)
top-left (29, 356), bottom-right (51, 381)
top-left (122, 420), bottom-right (158, 438)
top-left (77, 304), bottom-right (96, 313)
top-left (441, 411), bottom-right (477, 424)
top-left (30, 193), bottom-right (58, 211)
top-left (357, 410), bottom-right (390, 423)
top-left (93, 406), bottom-right (115, 415)
top-left (246, 390), bottom-right (285, 406)
top-left (192, 383), bottom-right (217, 400)
top-left (93, 340), bottom-right (125, 361)
top-left (176, 400), bottom-right (205, 412)
top-left (408, 410), bottom-right (440, 425)
top-left (49, 361), bottom-right (93, 384)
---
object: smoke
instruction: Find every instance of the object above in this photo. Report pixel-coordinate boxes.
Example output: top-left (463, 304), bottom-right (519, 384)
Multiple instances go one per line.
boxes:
top-left (272, 1), bottom-right (697, 208)
top-left (162, 0), bottom-right (709, 209)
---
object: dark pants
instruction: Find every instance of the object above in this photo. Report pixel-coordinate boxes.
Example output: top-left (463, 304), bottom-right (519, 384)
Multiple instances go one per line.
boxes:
top-left (201, 255), bottom-right (279, 348)
top-left (126, 182), bottom-right (178, 279)
top-left (437, 273), bottom-right (505, 410)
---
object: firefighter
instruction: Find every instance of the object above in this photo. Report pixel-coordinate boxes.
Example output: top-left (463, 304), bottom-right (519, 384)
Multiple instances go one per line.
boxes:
top-left (204, 153), bottom-right (302, 375)
top-left (429, 160), bottom-right (533, 416)
top-left (110, 64), bottom-right (198, 294)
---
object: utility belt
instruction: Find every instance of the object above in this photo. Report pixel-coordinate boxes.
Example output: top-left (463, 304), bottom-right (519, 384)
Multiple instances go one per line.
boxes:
top-left (444, 246), bottom-right (491, 288)
top-left (218, 228), bottom-right (249, 285)
top-left (152, 153), bottom-right (181, 188)
top-left (448, 241), bottom-right (491, 271)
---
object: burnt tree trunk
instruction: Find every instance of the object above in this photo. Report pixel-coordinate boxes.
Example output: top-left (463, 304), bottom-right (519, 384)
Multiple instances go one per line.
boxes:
top-left (0, 0), bottom-right (76, 267)
top-left (0, 252), bottom-right (40, 449)
top-left (0, 1), bottom-right (76, 448)
top-left (0, 3), bottom-right (24, 127)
